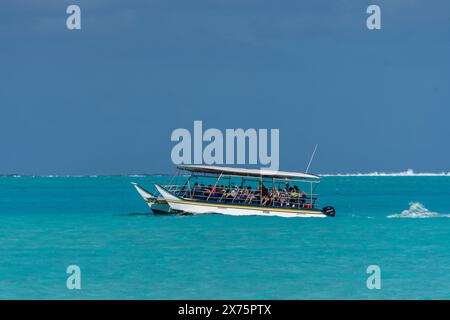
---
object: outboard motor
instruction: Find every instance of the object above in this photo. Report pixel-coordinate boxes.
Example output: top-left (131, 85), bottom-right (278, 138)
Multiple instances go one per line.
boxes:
top-left (322, 206), bottom-right (336, 217)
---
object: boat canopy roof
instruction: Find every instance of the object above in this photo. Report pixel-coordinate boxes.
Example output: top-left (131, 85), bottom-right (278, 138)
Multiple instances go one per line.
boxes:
top-left (177, 165), bottom-right (320, 180)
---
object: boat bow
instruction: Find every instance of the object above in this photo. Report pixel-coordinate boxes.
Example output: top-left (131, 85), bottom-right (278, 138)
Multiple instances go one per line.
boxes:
top-left (131, 182), bottom-right (157, 201)
top-left (154, 184), bottom-right (181, 201)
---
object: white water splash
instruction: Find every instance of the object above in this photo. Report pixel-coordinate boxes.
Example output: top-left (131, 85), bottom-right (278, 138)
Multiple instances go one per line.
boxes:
top-left (322, 169), bottom-right (450, 177)
top-left (387, 202), bottom-right (450, 218)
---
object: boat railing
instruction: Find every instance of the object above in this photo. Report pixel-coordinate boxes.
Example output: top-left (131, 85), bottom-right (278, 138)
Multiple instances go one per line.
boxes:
top-left (159, 184), bottom-right (320, 209)
top-left (162, 184), bottom-right (193, 198)
top-left (184, 189), bottom-right (320, 209)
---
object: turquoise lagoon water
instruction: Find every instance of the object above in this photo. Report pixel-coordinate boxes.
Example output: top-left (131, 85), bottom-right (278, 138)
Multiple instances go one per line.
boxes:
top-left (1, 175), bottom-right (449, 299)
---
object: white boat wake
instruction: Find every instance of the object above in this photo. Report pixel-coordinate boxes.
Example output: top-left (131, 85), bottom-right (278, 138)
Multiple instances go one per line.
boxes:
top-left (387, 202), bottom-right (450, 218)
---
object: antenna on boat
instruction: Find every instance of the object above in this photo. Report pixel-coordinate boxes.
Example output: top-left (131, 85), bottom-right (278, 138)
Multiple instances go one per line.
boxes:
top-left (305, 144), bottom-right (318, 173)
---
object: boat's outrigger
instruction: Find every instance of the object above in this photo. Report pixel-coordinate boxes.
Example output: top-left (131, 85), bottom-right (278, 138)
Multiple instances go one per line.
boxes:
top-left (133, 165), bottom-right (335, 218)
top-left (131, 182), bottom-right (178, 214)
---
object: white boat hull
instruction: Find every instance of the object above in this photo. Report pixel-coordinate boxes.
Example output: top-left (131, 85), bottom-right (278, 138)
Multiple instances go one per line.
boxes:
top-left (155, 185), bottom-right (327, 218)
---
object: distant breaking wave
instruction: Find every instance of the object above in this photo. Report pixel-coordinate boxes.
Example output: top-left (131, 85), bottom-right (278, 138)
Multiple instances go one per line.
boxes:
top-left (388, 202), bottom-right (450, 218)
top-left (3, 169), bottom-right (450, 178)
top-left (322, 169), bottom-right (450, 177)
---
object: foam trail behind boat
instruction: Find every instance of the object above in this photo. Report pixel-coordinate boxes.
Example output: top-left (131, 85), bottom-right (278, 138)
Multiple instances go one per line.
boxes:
top-left (387, 202), bottom-right (450, 218)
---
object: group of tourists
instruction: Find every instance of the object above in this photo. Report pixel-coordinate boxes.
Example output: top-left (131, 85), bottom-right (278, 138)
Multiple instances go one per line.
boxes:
top-left (183, 181), bottom-right (314, 208)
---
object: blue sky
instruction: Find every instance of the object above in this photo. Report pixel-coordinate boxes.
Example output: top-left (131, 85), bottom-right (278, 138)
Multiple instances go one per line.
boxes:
top-left (1, 0), bottom-right (449, 175)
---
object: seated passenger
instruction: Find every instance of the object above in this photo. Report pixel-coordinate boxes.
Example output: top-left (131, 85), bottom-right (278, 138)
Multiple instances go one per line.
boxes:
top-left (191, 182), bottom-right (200, 198)
top-left (263, 189), bottom-right (272, 206)
top-left (209, 185), bottom-right (217, 198)
top-left (271, 189), bottom-right (281, 206)
top-left (222, 184), bottom-right (230, 199)
top-left (204, 184), bottom-right (214, 198)
top-left (237, 187), bottom-right (249, 202)
top-left (229, 186), bottom-right (239, 201)
top-left (261, 183), bottom-right (268, 196)
top-left (278, 189), bottom-right (287, 206)
top-left (244, 186), bottom-right (255, 203)
top-left (294, 185), bottom-right (306, 196)
top-left (292, 186), bottom-right (306, 206)
top-left (261, 194), bottom-right (270, 206)
top-left (256, 182), bottom-right (268, 196)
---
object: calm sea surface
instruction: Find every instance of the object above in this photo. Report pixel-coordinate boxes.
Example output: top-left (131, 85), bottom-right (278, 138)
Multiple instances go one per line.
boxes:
top-left (1, 176), bottom-right (449, 299)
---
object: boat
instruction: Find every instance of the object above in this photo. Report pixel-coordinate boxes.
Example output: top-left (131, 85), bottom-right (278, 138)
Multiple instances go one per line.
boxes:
top-left (152, 165), bottom-right (336, 218)
top-left (131, 182), bottom-right (178, 214)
